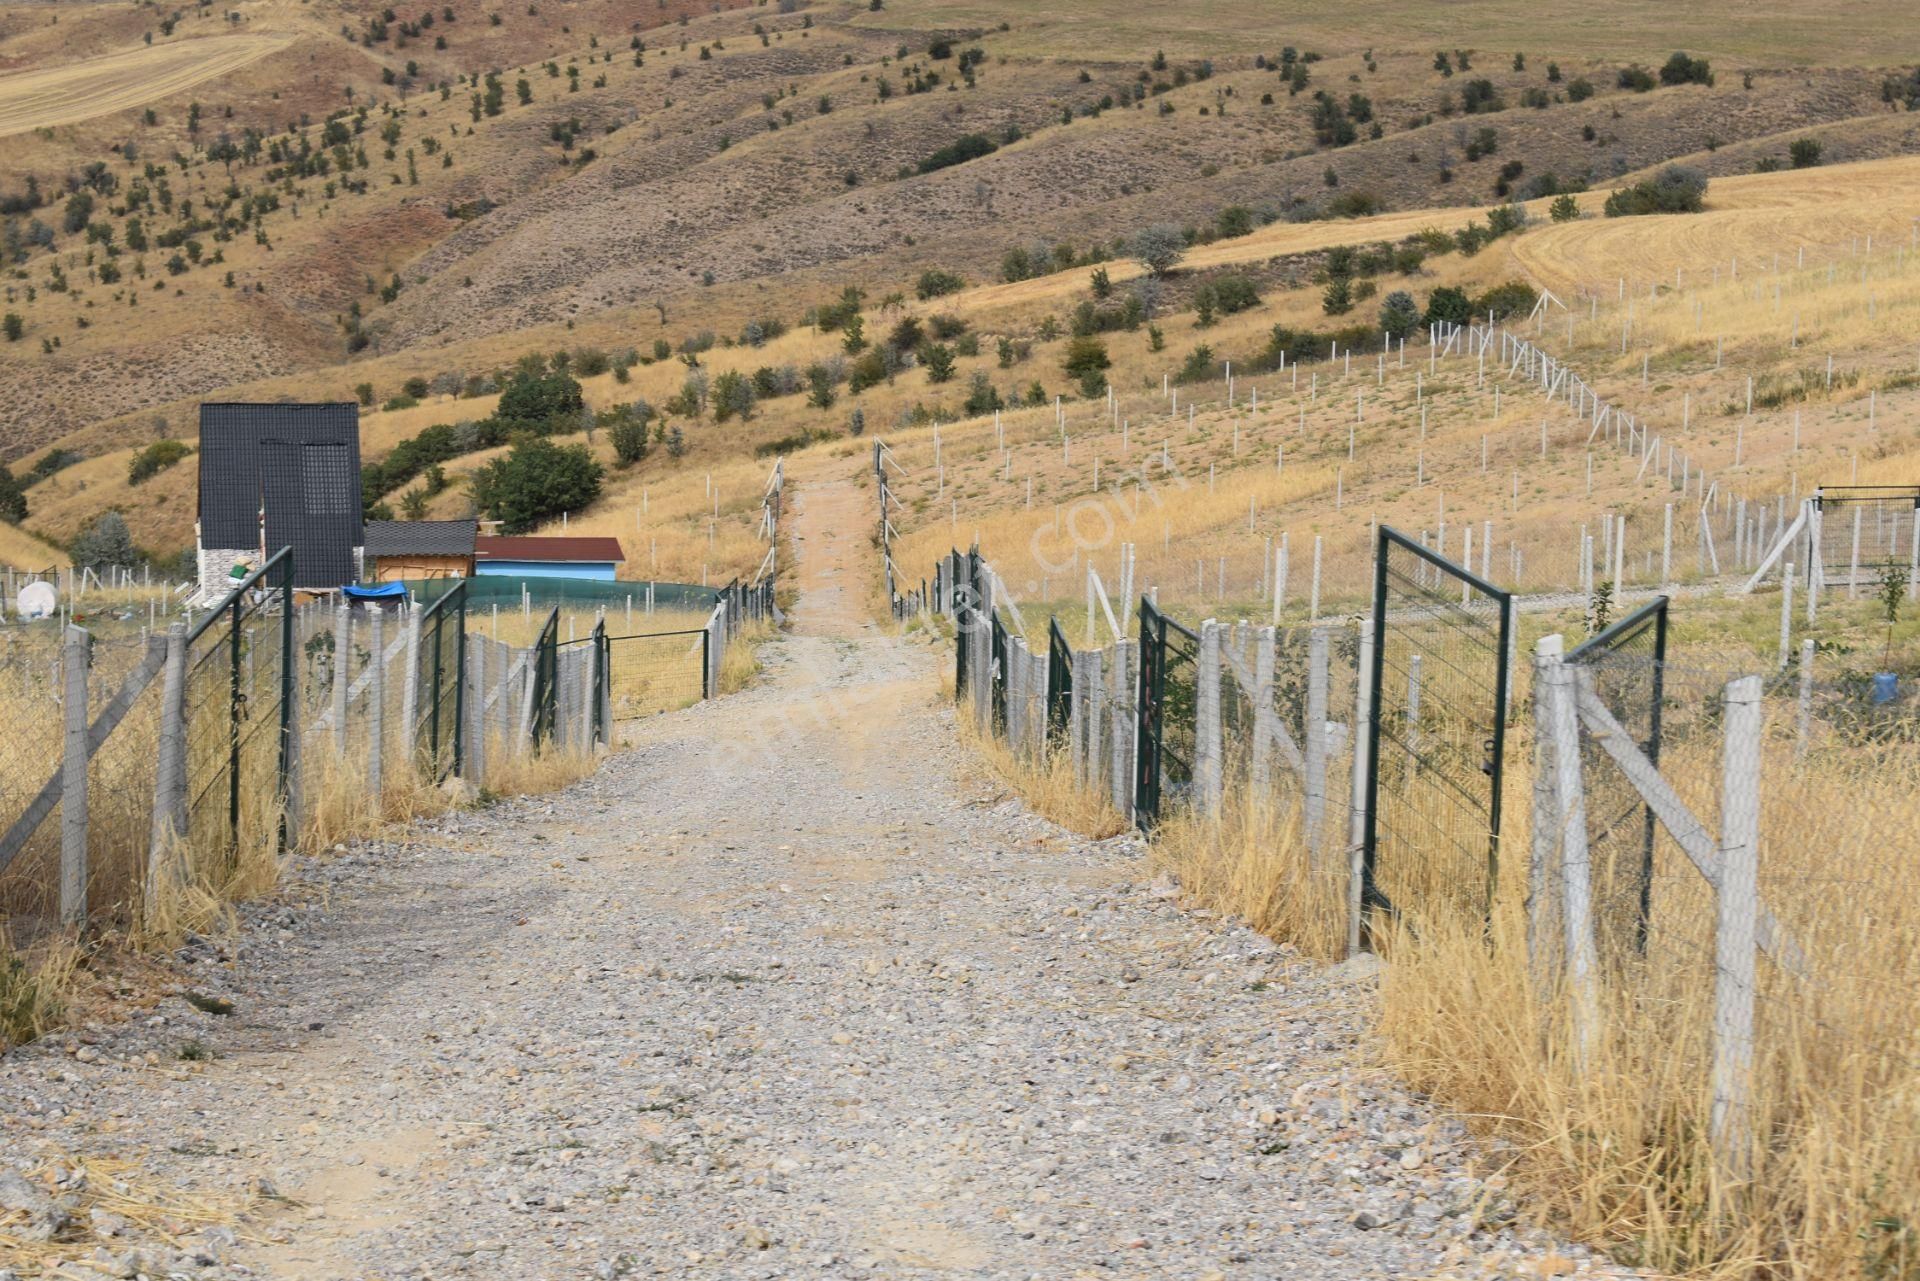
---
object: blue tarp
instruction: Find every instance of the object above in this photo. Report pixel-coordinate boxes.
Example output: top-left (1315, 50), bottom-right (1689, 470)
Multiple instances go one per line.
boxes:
top-left (342, 582), bottom-right (410, 603)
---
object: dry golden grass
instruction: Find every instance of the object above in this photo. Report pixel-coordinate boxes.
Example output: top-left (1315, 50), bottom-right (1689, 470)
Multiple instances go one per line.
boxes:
top-left (0, 1150), bottom-right (261, 1272)
top-left (957, 716), bottom-right (1126, 840)
top-left (0, 31), bottom-right (298, 137)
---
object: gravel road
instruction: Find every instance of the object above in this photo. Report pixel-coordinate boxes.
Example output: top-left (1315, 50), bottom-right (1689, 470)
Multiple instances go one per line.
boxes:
top-left (0, 476), bottom-right (1629, 1280)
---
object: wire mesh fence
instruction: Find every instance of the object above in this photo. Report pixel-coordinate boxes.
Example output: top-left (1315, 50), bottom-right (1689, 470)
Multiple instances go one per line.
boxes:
top-left (602, 629), bottom-right (707, 720)
top-left (414, 582), bottom-right (466, 783)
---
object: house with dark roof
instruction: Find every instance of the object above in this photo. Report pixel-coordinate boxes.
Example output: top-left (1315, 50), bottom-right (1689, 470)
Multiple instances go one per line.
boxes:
top-left (473, 535), bottom-right (625, 581)
top-left (195, 402), bottom-right (363, 599)
top-left (363, 519), bottom-right (478, 582)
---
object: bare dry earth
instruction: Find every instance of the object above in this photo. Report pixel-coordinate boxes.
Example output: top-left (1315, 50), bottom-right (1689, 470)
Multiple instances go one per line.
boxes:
top-left (0, 472), bottom-right (1630, 1280)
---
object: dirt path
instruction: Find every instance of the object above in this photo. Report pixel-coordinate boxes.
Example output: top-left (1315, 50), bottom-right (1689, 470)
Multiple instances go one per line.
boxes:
top-left (0, 471), bottom-right (1621, 1280)
top-left (0, 33), bottom-right (296, 138)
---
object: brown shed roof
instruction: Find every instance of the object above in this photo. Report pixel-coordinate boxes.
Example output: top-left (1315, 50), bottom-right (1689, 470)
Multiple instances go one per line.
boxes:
top-left (474, 535), bottom-right (626, 563)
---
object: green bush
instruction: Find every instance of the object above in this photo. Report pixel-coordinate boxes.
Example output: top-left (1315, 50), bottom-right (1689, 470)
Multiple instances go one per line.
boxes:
top-left (0, 466), bottom-right (26, 524)
top-left (1378, 290), bottom-right (1421, 339)
top-left (495, 368), bottom-right (585, 431)
top-left (470, 437), bottom-right (603, 533)
top-left (1789, 138), bottom-right (1822, 168)
top-left (1617, 64), bottom-right (1656, 92)
top-left (1424, 285), bottom-right (1471, 327)
top-left (916, 133), bottom-right (998, 174)
top-left (128, 438), bottom-right (191, 486)
top-left (1659, 51), bottom-right (1713, 86)
top-left (1175, 344), bottom-right (1216, 384)
top-left (1472, 280), bottom-right (1539, 320)
top-left (1603, 165), bottom-right (1708, 216)
top-left (915, 268), bottom-right (966, 299)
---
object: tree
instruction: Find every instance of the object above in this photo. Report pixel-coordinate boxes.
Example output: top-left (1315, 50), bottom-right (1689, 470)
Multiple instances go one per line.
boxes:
top-left (1130, 224), bottom-right (1186, 277)
top-left (1659, 51), bottom-right (1712, 86)
top-left (70, 512), bottom-right (135, 570)
top-left (847, 406), bottom-right (865, 436)
top-left (2, 314), bottom-right (21, 343)
top-left (1789, 138), bottom-right (1822, 168)
top-left (0, 465), bottom-right (26, 524)
top-left (470, 438), bottom-right (603, 532)
top-left (1424, 285), bottom-right (1471, 327)
top-left (606, 405), bottom-right (650, 465)
top-left (664, 424), bottom-right (686, 458)
top-left (921, 342), bottom-right (956, 383)
top-left (128, 439), bottom-right (191, 485)
top-left (806, 364), bottom-right (837, 409)
top-left (1321, 277), bottom-right (1353, 316)
top-left (1550, 192), bottom-right (1581, 222)
top-left (400, 488), bottom-right (430, 519)
top-left (1062, 336), bottom-right (1110, 394)
top-left (495, 368), bottom-right (585, 431)
top-left (1378, 291), bottom-right (1421, 339)
top-left (711, 369), bottom-right (755, 421)
top-left (1473, 280), bottom-right (1539, 321)
top-left (842, 313), bottom-right (867, 354)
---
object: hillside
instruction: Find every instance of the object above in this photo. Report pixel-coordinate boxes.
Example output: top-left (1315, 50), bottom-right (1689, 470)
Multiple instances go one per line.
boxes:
top-left (1, 0), bottom-right (1918, 566)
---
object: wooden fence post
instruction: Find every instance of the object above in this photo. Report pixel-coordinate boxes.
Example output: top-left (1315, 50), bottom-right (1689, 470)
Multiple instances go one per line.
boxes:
top-left (1712, 675), bottom-right (1763, 1187)
top-left (60, 625), bottom-right (89, 930)
top-left (1543, 639), bottom-right (1600, 1072)
top-left (146, 624), bottom-right (189, 923)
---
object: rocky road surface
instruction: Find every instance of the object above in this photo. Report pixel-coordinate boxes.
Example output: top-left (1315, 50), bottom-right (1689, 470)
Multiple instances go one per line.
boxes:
top-left (0, 477), bottom-right (1630, 1280)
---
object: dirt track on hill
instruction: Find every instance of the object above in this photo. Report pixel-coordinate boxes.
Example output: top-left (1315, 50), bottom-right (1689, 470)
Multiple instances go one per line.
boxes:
top-left (0, 33), bottom-right (296, 138)
top-left (0, 469), bottom-right (1627, 1280)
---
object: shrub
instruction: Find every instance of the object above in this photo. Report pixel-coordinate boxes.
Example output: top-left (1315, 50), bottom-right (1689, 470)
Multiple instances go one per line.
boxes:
top-left (711, 369), bottom-right (755, 421)
top-left (1424, 285), bottom-right (1471, 327)
top-left (928, 313), bottom-right (968, 340)
top-left (1603, 164), bottom-right (1708, 216)
top-left (1061, 336), bottom-right (1110, 383)
top-left (915, 268), bottom-right (965, 299)
top-left (916, 133), bottom-right (998, 174)
top-left (128, 438), bottom-right (191, 485)
top-left (1617, 64), bottom-right (1656, 92)
top-left (1472, 280), bottom-right (1539, 320)
top-left (70, 512), bottom-right (135, 570)
top-left (1321, 277), bottom-right (1353, 315)
top-left (402, 375), bottom-right (432, 399)
top-left (495, 368), bottom-right (585, 431)
top-left (1566, 77), bottom-right (1593, 102)
top-left (920, 342), bottom-right (956, 383)
top-left (0, 466), bottom-right (26, 523)
top-left (806, 364), bottom-right (837, 409)
top-left (1789, 138), bottom-right (1822, 168)
top-left (1550, 192), bottom-right (1580, 222)
top-left (1175, 344), bottom-right (1216, 384)
top-left (354, 382), bottom-right (375, 406)
top-left (1193, 274), bottom-right (1261, 318)
top-left (963, 372), bottom-right (1002, 415)
top-left (1378, 290), bottom-right (1421, 339)
top-left (603, 404), bottom-right (652, 465)
top-left (2, 314), bottom-right (21, 343)
top-left (470, 437), bottom-right (603, 532)
top-left (1326, 190), bottom-right (1381, 218)
top-left (1130, 224), bottom-right (1186, 276)
top-left (1659, 51), bottom-right (1713, 86)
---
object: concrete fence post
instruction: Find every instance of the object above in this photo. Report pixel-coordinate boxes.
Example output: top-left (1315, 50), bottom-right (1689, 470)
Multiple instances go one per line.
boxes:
top-left (369, 606), bottom-right (386, 803)
top-left (1794, 638), bottom-right (1815, 759)
top-left (1109, 641), bottom-right (1133, 815)
top-left (1086, 647), bottom-right (1106, 789)
top-left (1197, 621), bottom-right (1224, 818)
top-left (60, 625), bottom-right (90, 930)
top-left (1305, 628), bottom-right (1330, 858)
top-left (1712, 675), bottom-right (1763, 1188)
top-left (146, 624), bottom-right (189, 922)
top-left (1346, 618), bottom-right (1374, 958)
top-left (1251, 627), bottom-right (1277, 792)
top-left (582, 632), bottom-right (598, 749)
top-left (332, 602), bottom-right (350, 753)
top-left (1069, 648), bottom-right (1088, 784)
top-left (1778, 562), bottom-right (1795, 669)
top-left (1529, 635), bottom-right (1562, 989)
top-left (401, 605), bottom-right (422, 751)
top-left (469, 636), bottom-right (488, 787)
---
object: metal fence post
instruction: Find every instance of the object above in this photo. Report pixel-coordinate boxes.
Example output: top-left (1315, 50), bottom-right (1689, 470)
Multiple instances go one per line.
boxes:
top-left (1712, 675), bottom-right (1763, 1187)
top-left (332, 602), bottom-right (350, 753)
top-left (1197, 620), bottom-right (1223, 818)
top-left (147, 624), bottom-right (189, 920)
top-left (1305, 628), bottom-right (1329, 857)
top-left (369, 606), bottom-right (386, 802)
top-left (60, 625), bottom-right (89, 930)
top-left (1346, 617), bottom-right (1373, 957)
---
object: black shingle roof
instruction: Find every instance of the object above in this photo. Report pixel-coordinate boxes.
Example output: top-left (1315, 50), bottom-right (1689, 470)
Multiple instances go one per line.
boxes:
top-left (364, 519), bottom-right (478, 558)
